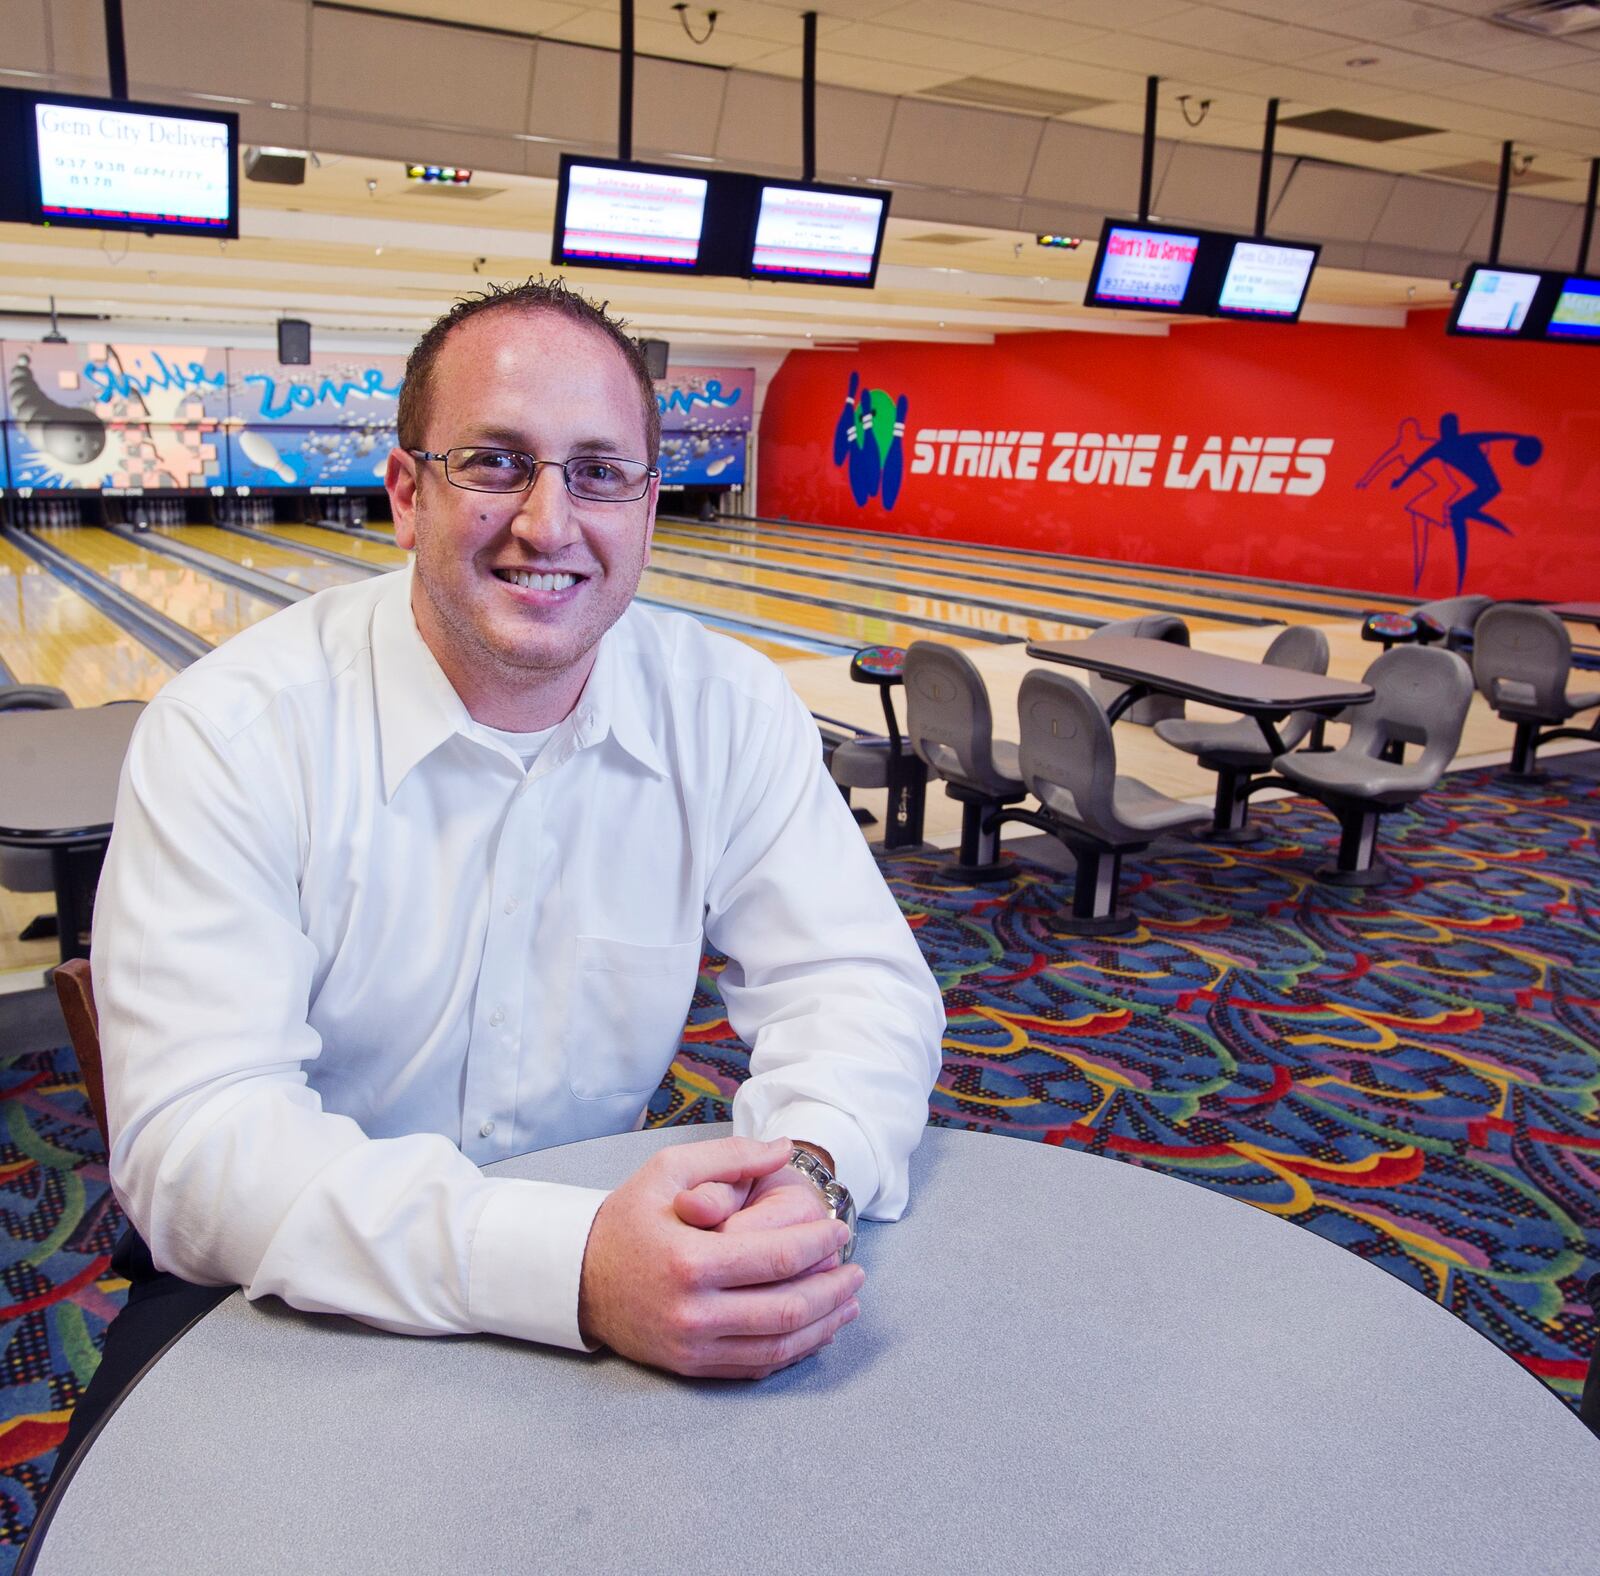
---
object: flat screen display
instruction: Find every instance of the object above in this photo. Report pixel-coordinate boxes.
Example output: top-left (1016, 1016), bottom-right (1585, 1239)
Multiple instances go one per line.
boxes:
top-left (555, 162), bottom-right (708, 271)
top-left (1216, 240), bottom-right (1317, 319)
top-left (749, 184), bottom-right (887, 286)
top-left (1452, 268), bottom-right (1541, 335)
top-left (1546, 276), bottom-right (1600, 341)
top-left (31, 96), bottom-right (236, 235)
top-left (1090, 226), bottom-right (1200, 308)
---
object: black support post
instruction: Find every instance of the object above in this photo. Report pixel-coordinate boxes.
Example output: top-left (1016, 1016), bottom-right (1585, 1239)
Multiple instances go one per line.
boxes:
top-left (1488, 139), bottom-right (1512, 267)
top-left (618, 0), bottom-right (635, 163)
top-left (1138, 76), bottom-right (1158, 221)
top-left (103, 0), bottom-right (128, 100)
top-left (1580, 157), bottom-right (1598, 274)
top-left (1255, 98), bottom-right (1278, 238)
top-left (802, 11), bottom-right (817, 182)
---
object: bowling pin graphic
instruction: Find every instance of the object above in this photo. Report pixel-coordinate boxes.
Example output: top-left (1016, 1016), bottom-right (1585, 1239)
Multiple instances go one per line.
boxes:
top-left (833, 371), bottom-right (859, 467)
top-left (239, 429), bottom-right (297, 485)
top-left (847, 396), bottom-right (876, 506)
top-left (881, 395), bottom-right (908, 511)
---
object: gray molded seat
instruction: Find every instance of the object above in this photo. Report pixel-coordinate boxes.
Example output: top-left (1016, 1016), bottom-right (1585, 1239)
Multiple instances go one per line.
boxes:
top-left (1273, 645), bottom-right (1473, 885)
top-left (903, 641), bottom-right (1025, 881)
top-left (1153, 626), bottom-right (1330, 840)
top-left (1084, 614), bottom-right (1191, 726)
top-left (1415, 594), bottom-right (1493, 651)
top-left (1472, 604), bottom-right (1600, 777)
top-left (0, 685), bottom-right (74, 928)
top-left (1007, 669), bottom-right (1209, 934)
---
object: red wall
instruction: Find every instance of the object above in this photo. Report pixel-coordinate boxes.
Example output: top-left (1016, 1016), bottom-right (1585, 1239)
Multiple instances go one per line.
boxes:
top-left (757, 311), bottom-right (1600, 601)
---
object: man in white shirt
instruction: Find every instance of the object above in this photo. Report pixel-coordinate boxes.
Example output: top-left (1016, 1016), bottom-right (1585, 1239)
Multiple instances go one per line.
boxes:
top-left (58, 280), bottom-right (943, 1473)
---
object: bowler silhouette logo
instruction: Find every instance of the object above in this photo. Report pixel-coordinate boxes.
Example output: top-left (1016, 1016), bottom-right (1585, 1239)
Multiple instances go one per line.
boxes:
top-left (832, 373), bottom-right (908, 509)
top-left (1358, 412), bottom-right (1543, 593)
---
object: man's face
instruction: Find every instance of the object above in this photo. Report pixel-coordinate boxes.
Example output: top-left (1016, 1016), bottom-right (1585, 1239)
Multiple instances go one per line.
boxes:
top-left (388, 309), bottom-right (658, 725)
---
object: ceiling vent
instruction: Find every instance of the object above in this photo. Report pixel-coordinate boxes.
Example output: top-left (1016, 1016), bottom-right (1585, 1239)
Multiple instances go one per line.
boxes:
top-left (1491, 0), bottom-right (1600, 34)
top-left (1428, 160), bottom-right (1565, 188)
top-left (1280, 108), bottom-right (1441, 142)
top-left (920, 77), bottom-right (1107, 117)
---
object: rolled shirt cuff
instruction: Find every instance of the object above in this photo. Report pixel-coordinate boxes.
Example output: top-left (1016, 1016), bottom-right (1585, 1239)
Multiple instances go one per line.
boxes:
top-left (468, 1178), bottom-right (610, 1351)
top-left (737, 1099), bottom-right (883, 1220)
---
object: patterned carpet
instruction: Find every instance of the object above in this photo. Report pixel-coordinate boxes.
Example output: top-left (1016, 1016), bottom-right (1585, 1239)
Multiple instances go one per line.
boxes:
top-left (1, 765), bottom-right (1597, 1565)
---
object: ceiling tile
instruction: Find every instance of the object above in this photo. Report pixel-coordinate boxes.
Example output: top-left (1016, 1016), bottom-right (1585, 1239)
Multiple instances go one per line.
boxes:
top-left (817, 20), bottom-right (1029, 74)
top-left (871, 0), bottom-right (1106, 54)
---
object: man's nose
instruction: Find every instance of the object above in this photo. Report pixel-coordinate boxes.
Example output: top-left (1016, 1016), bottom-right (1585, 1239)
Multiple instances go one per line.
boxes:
top-left (509, 462), bottom-right (579, 552)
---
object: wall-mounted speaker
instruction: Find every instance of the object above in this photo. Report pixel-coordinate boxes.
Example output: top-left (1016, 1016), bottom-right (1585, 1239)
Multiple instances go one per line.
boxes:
top-left (639, 338), bottom-right (669, 380)
top-left (277, 319), bottom-right (312, 365)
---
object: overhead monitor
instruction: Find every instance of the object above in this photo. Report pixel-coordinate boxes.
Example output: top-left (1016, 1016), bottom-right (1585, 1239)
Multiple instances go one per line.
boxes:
top-left (1545, 275), bottom-right (1600, 341)
top-left (1086, 224), bottom-right (1202, 311)
top-left (748, 182), bottom-right (889, 288)
top-left (552, 159), bottom-right (710, 273)
top-left (22, 91), bottom-right (238, 237)
top-left (1448, 266), bottom-right (1542, 337)
top-left (1216, 239), bottom-right (1319, 321)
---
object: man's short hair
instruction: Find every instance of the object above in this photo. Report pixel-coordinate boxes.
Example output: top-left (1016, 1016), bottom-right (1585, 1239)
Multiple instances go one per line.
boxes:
top-left (397, 277), bottom-right (662, 464)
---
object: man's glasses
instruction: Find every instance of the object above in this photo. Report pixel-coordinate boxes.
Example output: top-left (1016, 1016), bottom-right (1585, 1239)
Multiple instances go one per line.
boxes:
top-left (408, 447), bottom-right (658, 503)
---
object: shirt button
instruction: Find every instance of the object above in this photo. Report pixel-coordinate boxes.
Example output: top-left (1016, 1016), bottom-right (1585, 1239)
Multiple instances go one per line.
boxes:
top-left (503, 897), bottom-right (518, 915)
top-left (488, 1007), bottom-right (505, 1027)
top-left (479, 1120), bottom-right (495, 1138)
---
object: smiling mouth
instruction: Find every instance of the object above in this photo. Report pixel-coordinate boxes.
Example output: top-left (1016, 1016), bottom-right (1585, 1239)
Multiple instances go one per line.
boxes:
top-left (495, 568), bottom-right (583, 591)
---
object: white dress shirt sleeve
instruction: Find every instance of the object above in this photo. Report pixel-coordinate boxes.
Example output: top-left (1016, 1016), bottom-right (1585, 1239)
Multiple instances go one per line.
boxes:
top-left (707, 682), bottom-right (945, 1219)
top-left (94, 697), bottom-right (606, 1349)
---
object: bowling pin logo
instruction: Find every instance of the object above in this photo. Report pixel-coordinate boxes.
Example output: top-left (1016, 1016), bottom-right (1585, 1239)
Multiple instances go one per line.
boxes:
top-left (830, 372), bottom-right (907, 512)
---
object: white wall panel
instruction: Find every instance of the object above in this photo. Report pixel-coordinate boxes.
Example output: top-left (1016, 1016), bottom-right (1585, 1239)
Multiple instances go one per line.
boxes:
top-left (4, 1), bottom-right (52, 75)
top-left (44, 0), bottom-right (109, 89)
top-left (125, 0), bottom-right (307, 107)
top-left (1371, 176), bottom-right (1486, 254)
top-left (1272, 161), bottom-right (1396, 244)
top-left (714, 71), bottom-right (803, 172)
top-left (529, 42), bottom-right (618, 152)
top-left (881, 100), bottom-right (1044, 193)
top-left (1026, 123), bottom-right (1152, 217)
top-left (635, 57), bottom-right (726, 161)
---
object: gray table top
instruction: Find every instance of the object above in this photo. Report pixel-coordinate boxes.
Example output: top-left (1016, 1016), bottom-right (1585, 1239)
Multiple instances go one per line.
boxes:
top-left (1026, 635), bottom-right (1373, 715)
top-left (0, 704), bottom-right (144, 843)
top-left (36, 1126), bottom-right (1598, 1575)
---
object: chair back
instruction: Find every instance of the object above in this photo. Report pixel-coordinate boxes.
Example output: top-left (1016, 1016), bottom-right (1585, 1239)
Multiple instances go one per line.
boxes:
top-left (1415, 594), bottom-right (1494, 648)
top-left (1471, 605), bottom-right (1571, 715)
top-left (1264, 624), bottom-right (1331, 750)
top-left (1017, 670), bottom-right (1121, 843)
top-left (1348, 645), bottom-right (1473, 778)
top-left (904, 642), bottom-right (1012, 795)
top-left (1084, 615), bottom-right (1190, 725)
top-left (53, 960), bottom-right (109, 1148)
top-left (0, 684), bottom-right (71, 713)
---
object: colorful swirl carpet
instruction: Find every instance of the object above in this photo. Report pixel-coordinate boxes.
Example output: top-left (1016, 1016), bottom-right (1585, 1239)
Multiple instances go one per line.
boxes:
top-left (0, 766), bottom-right (1597, 1566)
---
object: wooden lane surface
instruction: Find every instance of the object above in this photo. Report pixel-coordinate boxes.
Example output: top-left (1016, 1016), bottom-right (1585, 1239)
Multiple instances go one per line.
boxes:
top-left (36, 527), bottom-right (281, 649)
top-left (660, 518), bottom-right (1415, 617)
top-left (650, 534), bottom-right (1264, 634)
top-left (0, 532), bottom-right (175, 704)
top-left (265, 523), bottom-right (414, 569)
top-left (154, 527), bottom-right (369, 594)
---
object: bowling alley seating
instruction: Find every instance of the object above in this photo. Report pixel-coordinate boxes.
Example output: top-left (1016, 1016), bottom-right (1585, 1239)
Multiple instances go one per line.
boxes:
top-left (1471, 603), bottom-right (1600, 778)
top-left (1082, 614), bottom-right (1191, 725)
top-left (1000, 669), bottom-right (1209, 935)
top-left (1151, 625), bottom-right (1330, 842)
top-left (1269, 646), bottom-right (1474, 885)
top-left (52, 958), bottom-right (109, 1148)
top-left (902, 641), bottom-right (1026, 882)
top-left (827, 646), bottom-right (929, 849)
top-left (0, 684), bottom-right (73, 941)
top-left (1360, 594), bottom-right (1492, 655)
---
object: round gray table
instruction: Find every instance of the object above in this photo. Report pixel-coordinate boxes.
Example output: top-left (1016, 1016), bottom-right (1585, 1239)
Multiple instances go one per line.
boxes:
top-left (31, 1127), bottom-right (1599, 1574)
top-left (0, 703), bottom-right (144, 962)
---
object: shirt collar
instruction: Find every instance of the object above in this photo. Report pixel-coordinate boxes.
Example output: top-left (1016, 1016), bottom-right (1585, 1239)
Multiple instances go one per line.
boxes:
top-left (372, 572), bottom-right (669, 799)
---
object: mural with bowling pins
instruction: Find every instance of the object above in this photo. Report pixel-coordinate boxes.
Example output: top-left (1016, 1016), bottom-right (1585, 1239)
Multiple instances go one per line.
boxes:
top-left (654, 366), bottom-right (753, 487)
top-left (760, 311), bottom-right (1600, 602)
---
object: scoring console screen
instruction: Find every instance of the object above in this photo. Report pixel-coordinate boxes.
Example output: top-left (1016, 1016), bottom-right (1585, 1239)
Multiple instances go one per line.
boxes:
top-left (1217, 241), bottom-right (1316, 318)
top-left (750, 186), bottom-right (884, 280)
top-left (1092, 226), bottom-right (1200, 307)
top-left (560, 164), bottom-right (708, 269)
top-left (1547, 277), bottom-right (1600, 341)
top-left (1454, 268), bottom-right (1541, 334)
top-left (34, 100), bottom-right (232, 229)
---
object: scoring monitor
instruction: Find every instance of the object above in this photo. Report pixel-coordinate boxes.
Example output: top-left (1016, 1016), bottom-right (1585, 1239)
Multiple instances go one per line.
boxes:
top-left (1216, 240), bottom-right (1319, 321)
top-left (748, 183), bottom-right (888, 287)
top-left (1546, 276), bottom-right (1600, 342)
top-left (554, 161), bottom-right (710, 273)
top-left (1450, 267), bottom-right (1542, 336)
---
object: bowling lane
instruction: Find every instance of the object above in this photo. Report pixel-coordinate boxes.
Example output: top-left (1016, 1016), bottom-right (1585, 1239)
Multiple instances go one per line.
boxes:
top-left (670, 517), bottom-right (1415, 615)
top-left (155, 526), bottom-right (371, 594)
top-left (35, 527), bottom-right (282, 648)
top-left (263, 525), bottom-right (851, 662)
top-left (264, 523), bottom-right (411, 569)
top-left (0, 534), bottom-right (177, 703)
top-left (649, 534), bottom-right (1265, 633)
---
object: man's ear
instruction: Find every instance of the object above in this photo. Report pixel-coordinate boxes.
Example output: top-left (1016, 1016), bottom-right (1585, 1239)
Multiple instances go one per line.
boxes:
top-left (387, 447), bottom-right (419, 550)
top-left (642, 472), bottom-right (660, 567)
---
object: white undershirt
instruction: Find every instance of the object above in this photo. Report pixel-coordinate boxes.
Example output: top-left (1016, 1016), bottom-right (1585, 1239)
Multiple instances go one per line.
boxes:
top-left (473, 721), bottom-right (559, 769)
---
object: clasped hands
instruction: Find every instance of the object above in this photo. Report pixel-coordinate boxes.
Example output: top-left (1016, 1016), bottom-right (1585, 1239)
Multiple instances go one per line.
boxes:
top-left (577, 1136), bottom-right (865, 1380)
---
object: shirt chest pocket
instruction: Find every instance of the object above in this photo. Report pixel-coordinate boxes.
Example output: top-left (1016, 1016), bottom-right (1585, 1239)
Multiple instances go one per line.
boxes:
top-left (564, 935), bottom-right (705, 1101)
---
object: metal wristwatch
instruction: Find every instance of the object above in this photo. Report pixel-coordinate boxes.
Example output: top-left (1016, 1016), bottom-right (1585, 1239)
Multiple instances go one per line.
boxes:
top-left (788, 1146), bottom-right (858, 1263)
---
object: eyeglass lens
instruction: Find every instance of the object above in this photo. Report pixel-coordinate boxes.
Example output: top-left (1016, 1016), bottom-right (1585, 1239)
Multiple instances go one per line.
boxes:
top-left (445, 447), bottom-right (649, 501)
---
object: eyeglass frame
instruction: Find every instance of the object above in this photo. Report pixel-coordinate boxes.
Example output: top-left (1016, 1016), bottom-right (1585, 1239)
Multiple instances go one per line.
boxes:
top-left (406, 446), bottom-right (660, 503)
